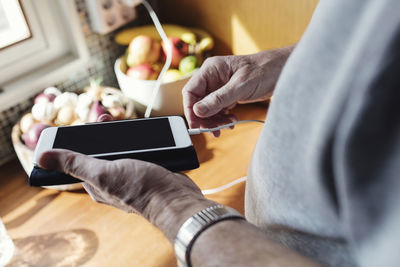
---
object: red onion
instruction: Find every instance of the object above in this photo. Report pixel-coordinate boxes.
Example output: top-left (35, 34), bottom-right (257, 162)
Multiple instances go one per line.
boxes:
top-left (87, 101), bottom-right (112, 123)
top-left (97, 114), bottom-right (114, 122)
top-left (22, 123), bottom-right (50, 150)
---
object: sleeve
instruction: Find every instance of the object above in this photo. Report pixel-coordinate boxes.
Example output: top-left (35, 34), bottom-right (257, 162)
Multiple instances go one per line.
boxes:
top-left (333, 28), bottom-right (400, 267)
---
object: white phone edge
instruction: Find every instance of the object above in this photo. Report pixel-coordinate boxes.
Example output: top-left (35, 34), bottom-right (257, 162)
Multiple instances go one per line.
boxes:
top-left (33, 126), bottom-right (58, 166)
top-left (168, 116), bottom-right (192, 147)
top-left (32, 116), bottom-right (192, 166)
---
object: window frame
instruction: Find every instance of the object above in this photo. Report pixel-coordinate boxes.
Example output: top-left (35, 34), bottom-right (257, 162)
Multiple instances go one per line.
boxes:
top-left (0, 0), bottom-right (89, 112)
top-left (0, 0), bottom-right (32, 49)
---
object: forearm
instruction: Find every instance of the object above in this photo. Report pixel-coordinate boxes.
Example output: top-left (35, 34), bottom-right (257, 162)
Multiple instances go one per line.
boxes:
top-left (251, 45), bottom-right (296, 92)
top-left (191, 219), bottom-right (321, 267)
top-left (150, 195), bottom-right (320, 267)
top-left (231, 44), bottom-right (296, 103)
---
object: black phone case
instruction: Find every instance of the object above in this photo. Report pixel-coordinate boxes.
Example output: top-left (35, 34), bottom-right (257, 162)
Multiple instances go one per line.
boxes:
top-left (29, 145), bottom-right (199, 187)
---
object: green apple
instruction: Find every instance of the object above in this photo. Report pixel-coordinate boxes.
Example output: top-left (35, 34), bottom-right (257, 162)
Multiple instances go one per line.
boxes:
top-left (163, 69), bottom-right (183, 83)
top-left (181, 32), bottom-right (197, 45)
top-left (179, 56), bottom-right (198, 75)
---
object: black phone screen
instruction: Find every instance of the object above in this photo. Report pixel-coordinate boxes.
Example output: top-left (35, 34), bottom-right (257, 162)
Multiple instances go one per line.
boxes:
top-left (53, 118), bottom-right (175, 155)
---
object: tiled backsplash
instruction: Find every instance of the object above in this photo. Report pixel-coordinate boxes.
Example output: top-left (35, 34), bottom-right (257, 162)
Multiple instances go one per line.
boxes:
top-left (0, 0), bottom-right (149, 167)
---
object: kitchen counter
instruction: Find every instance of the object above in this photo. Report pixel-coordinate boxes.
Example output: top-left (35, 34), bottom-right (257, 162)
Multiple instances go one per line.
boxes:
top-left (0, 103), bottom-right (267, 267)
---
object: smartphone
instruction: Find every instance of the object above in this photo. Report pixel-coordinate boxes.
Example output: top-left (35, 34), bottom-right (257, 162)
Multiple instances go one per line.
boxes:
top-left (30, 116), bottom-right (199, 186)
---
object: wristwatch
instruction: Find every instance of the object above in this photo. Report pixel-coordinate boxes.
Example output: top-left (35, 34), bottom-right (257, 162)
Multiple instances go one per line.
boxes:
top-left (174, 204), bottom-right (245, 267)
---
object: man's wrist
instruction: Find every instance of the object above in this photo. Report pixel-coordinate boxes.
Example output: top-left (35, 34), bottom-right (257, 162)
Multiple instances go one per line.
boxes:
top-left (175, 204), bottom-right (245, 267)
top-left (150, 195), bottom-right (217, 242)
top-left (251, 44), bottom-right (295, 67)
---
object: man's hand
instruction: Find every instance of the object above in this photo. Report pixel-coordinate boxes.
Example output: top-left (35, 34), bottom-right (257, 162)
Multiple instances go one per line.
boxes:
top-left (183, 46), bottom-right (294, 136)
top-left (38, 149), bottom-right (215, 241)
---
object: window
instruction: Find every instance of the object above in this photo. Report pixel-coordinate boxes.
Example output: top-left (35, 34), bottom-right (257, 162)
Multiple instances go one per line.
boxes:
top-left (0, 0), bottom-right (89, 111)
top-left (0, 0), bottom-right (31, 49)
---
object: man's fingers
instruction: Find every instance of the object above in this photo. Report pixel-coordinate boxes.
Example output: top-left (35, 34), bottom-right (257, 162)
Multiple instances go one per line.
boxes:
top-left (192, 65), bottom-right (250, 118)
top-left (193, 81), bottom-right (238, 118)
top-left (38, 149), bottom-right (106, 186)
top-left (182, 70), bottom-right (209, 128)
top-left (183, 57), bottom-right (231, 125)
top-left (192, 113), bottom-right (237, 137)
top-left (183, 90), bottom-right (201, 129)
top-left (182, 66), bottom-right (209, 110)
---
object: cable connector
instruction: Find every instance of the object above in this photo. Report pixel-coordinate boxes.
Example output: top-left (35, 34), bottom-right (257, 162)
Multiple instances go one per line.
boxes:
top-left (188, 119), bottom-right (264, 135)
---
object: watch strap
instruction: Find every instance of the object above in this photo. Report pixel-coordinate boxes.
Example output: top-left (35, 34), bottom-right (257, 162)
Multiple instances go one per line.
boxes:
top-left (174, 204), bottom-right (245, 267)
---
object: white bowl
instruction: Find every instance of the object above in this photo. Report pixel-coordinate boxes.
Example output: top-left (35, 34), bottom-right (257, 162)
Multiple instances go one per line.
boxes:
top-left (115, 57), bottom-right (192, 116)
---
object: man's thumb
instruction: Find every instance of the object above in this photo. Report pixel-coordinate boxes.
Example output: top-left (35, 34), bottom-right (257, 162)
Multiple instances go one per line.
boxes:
top-left (38, 149), bottom-right (95, 184)
top-left (193, 87), bottom-right (236, 118)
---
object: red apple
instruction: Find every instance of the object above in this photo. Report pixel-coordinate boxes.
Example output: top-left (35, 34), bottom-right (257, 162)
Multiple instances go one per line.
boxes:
top-left (126, 63), bottom-right (158, 80)
top-left (162, 37), bottom-right (189, 68)
top-left (127, 35), bottom-right (160, 67)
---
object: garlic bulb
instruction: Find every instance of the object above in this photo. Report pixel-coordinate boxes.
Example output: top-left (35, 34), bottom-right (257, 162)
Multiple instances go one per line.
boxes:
top-left (43, 87), bottom-right (61, 97)
top-left (101, 93), bottom-right (123, 108)
top-left (75, 93), bottom-right (93, 121)
top-left (71, 119), bottom-right (84, 126)
top-left (77, 93), bottom-right (93, 107)
top-left (32, 101), bottom-right (57, 122)
top-left (56, 105), bottom-right (76, 125)
top-left (54, 92), bottom-right (78, 110)
top-left (20, 113), bottom-right (35, 134)
top-left (109, 106), bottom-right (125, 120)
top-left (76, 106), bottom-right (90, 122)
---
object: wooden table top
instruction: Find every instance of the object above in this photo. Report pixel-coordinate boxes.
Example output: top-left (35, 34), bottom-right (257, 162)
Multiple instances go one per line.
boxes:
top-left (0, 103), bottom-right (267, 267)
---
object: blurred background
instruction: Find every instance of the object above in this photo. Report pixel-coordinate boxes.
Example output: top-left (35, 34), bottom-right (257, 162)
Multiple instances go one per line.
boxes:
top-left (0, 0), bottom-right (318, 167)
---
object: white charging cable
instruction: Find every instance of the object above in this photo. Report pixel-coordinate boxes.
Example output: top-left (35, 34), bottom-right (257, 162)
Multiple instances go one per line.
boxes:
top-left (201, 176), bottom-right (247, 195)
top-left (188, 119), bottom-right (265, 135)
top-left (131, 0), bottom-right (172, 118)
top-left (192, 119), bottom-right (263, 195)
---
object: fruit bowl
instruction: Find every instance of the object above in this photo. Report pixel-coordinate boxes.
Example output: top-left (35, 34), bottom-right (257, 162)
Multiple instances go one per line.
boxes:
top-left (114, 25), bottom-right (213, 117)
top-left (115, 57), bottom-right (193, 116)
top-left (11, 87), bottom-right (135, 191)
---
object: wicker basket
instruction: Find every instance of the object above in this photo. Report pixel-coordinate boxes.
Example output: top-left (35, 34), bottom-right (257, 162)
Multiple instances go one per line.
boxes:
top-left (11, 87), bottom-right (136, 191)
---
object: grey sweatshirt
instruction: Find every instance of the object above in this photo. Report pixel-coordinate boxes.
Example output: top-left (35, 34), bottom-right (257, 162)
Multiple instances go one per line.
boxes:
top-left (246, 0), bottom-right (400, 266)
